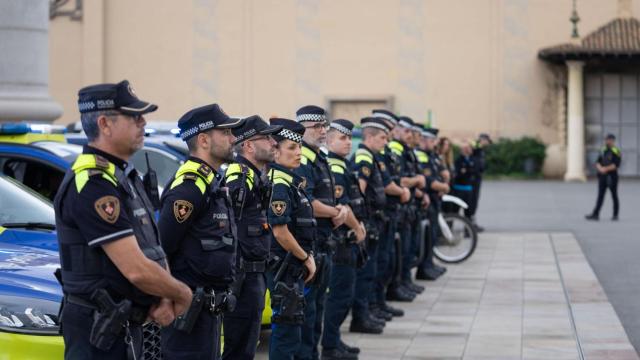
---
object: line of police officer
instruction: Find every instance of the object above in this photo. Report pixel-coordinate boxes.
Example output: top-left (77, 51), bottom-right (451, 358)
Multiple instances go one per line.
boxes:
top-left (54, 80), bottom-right (452, 360)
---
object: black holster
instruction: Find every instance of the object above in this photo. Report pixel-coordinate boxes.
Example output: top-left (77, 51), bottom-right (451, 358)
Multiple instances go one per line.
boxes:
top-left (173, 287), bottom-right (206, 333)
top-left (271, 253), bottom-right (306, 325)
top-left (88, 289), bottom-right (133, 351)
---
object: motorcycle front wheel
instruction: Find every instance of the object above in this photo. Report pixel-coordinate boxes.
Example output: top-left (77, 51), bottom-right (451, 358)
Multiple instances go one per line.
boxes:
top-left (433, 213), bottom-right (477, 263)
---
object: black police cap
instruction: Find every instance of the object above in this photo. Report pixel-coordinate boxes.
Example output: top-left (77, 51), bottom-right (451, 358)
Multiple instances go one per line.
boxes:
top-left (371, 109), bottom-right (399, 125)
top-left (296, 105), bottom-right (327, 123)
top-left (329, 119), bottom-right (354, 136)
top-left (270, 118), bottom-right (305, 143)
top-left (233, 115), bottom-right (282, 144)
top-left (398, 116), bottom-right (415, 129)
top-left (361, 117), bottom-right (391, 133)
top-left (425, 127), bottom-right (439, 137)
top-left (178, 103), bottom-right (244, 141)
top-left (606, 133), bottom-right (616, 140)
top-left (78, 80), bottom-right (158, 115)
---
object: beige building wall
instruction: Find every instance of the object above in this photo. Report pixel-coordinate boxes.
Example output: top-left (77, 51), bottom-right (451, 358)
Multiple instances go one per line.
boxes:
top-left (49, 0), bottom-right (637, 147)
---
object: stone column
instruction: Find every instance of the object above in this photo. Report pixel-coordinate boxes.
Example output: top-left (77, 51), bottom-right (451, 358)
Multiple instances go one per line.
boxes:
top-left (564, 60), bottom-right (586, 181)
top-left (0, 0), bottom-right (62, 123)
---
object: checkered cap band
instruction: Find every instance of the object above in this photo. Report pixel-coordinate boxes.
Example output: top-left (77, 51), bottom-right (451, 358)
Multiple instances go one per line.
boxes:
top-left (372, 111), bottom-right (397, 124)
top-left (296, 113), bottom-right (327, 123)
top-left (277, 128), bottom-right (303, 143)
top-left (180, 120), bottom-right (216, 140)
top-left (330, 122), bottom-right (352, 136)
top-left (362, 122), bottom-right (389, 133)
top-left (399, 119), bottom-right (413, 129)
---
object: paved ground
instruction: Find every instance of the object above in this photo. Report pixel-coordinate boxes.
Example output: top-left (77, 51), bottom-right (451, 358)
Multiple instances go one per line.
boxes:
top-left (252, 179), bottom-right (640, 359)
top-left (478, 179), bottom-right (640, 353)
top-left (255, 232), bottom-right (637, 359)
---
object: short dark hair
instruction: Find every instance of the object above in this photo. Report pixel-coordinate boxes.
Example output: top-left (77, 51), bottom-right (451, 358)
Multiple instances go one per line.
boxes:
top-left (80, 110), bottom-right (118, 142)
top-left (362, 127), bottom-right (383, 140)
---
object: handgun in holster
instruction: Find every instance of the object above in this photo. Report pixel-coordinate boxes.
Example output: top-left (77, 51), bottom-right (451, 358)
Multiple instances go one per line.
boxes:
top-left (89, 289), bottom-right (133, 351)
top-left (270, 253), bottom-right (305, 325)
top-left (173, 287), bottom-right (206, 333)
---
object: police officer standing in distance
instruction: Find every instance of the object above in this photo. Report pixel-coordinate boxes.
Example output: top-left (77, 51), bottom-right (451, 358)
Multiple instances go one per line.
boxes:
top-left (295, 105), bottom-right (350, 360)
top-left (266, 118), bottom-right (317, 360)
top-left (158, 104), bottom-right (243, 359)
top-left (54, 81), bottom-right (192, 359)
top-left (586, 133), bottom-right (622, 221)
top-left (222, 115), bottom-right (282, 360)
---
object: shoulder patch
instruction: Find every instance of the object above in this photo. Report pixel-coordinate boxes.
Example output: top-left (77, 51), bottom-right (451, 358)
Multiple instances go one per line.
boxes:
top-left (423, 168), bottom-right (432, 176)
top-left (197, 163), bottom-right (212, 177)
top-left (94, 195), bottom-right (120, 224)
top-left (95, 155), bottom-right (110, 169)
top-left (335, 185), bottom-right (344, 198)
top-left (378, 161), bottom-right (386, 172)
top-left (362, 166), bottom-right (371, 177)
top-left (271, 200), bottom-right (287, 216)
top-left (173, 200), bottom-right (194, 223)
top-left (299, 177), bottom-right (307, 189)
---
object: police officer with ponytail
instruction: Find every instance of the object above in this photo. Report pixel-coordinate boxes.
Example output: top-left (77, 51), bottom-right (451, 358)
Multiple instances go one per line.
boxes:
top-left (266, 118), bottom-right (317, 360)
top-left (54, 81), bottom-right (193, 359)
top-left (158, 104), bottom-right (244, 359)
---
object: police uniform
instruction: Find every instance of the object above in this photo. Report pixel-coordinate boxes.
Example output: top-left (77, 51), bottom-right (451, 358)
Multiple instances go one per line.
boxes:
top-left (469, 134), bottom-right (489, 220)
top-left (294, 105), bottom-right (337, 360)
top-left (265, 118), bottom-right (315, 360)
top-left (54, 81), bottom-right (164, 359)
top-left (322, 120), bottom-right (363, 359)
top-left (349, 117), bottom-right (394, 334)
top-left (450, 152), bottom-right (476, 214)
top-left (588, 137), bottom-right (621, 220)
top-left (222, 116), bottom-right (282, 360)
top-left (417, 127), bottom-right (447, 280)
top-left (381, 116), bottom-right (417, 304)
top-left (158, 104), bottom-right (243, 359)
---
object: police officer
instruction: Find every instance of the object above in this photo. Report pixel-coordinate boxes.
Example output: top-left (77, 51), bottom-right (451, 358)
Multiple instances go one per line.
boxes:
top-left (266, 118), bottom-right (317, 360)
top-left (54, 80), bottom-right (192, 359)
top-left (158, 104), bottom-right (243, 359)
top-left (586, 133), bottom-right (621, 221)
top-left (322, 119), bottom-right (367, 360)
top-left (222, 115), bottom-right (281, 360)
top-left (469, 133), bottom-right (492, 231)
top-left (350, 116), bottom-right (405, 333)
top-left (386, 114), bottom-right (425, 302)
top-left (449, 140), bottom-right (477, 213)
top-left (416, 127), bottom-right (450, 281)
top-left (295, 105), bottom-right (350, 360)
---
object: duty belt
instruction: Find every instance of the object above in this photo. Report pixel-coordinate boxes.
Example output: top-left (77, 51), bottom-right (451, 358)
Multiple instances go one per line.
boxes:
top-left (240, 258), bottom-right (267, 273)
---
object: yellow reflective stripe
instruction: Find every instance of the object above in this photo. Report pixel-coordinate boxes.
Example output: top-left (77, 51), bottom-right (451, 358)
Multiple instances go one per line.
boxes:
top-left (389, 141), bottom-right (404, 156)
top-left (268, 168), bottom-right (293, 184)
top-left (273, 178), bottom-right (290, 186)
top-left (72, 154), bottom-right (117, 179)
top-left (75, 170), bottom-right (90, 193)
top-left (327, 158), bottom-right (346, 168)
top-left (330, 164), bottom-right (345, 174)
top-left (101, 173), bottom-right (117, 187)
top-left (301, 146), bottom-right (317, 163)
top-left (415, 150), bottom-right (428, 163)
top-left (169, 175), bottom-right (207, 194)
top-left (612, 147), bottom-right (621, 156)
top-left (0, 226), bottom-right (6, 235)
top-left (175, 160), bottom-right (214, 185)
top-left (225, 163), bottom-right (255, 190)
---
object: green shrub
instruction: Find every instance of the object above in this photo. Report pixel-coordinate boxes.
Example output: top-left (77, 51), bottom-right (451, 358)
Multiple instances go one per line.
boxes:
top-left (485, 136), bottom-right (546, 176)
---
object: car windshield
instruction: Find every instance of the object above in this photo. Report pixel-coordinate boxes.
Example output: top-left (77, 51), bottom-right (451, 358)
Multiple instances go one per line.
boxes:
top-left (0, 176), bottom-right (55, 226)
top-left (32, 141), bottom-right (82, 162)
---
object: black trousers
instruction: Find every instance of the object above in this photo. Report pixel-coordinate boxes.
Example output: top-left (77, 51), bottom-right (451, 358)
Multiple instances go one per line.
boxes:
top-left (61, 301), bottom-right (143, 360)
top-left (467, 177), bottom-right (482, 218)
top-left (593, 173), bottom-right (619, 216)
top-left (162, 309), bottom-right (221, 360)
top-left (222, 272), bottom-right (266, 360)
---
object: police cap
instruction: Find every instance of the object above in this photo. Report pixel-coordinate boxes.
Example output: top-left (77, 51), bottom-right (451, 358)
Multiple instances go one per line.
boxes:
top-left (178, 103), bottom-right (244, 141)
top-left (233, 115), bottom-right (282, 144)
top-left (270, 118), bottom-right (306, 143)
top-left (77, 80), bottom-right (158, 115)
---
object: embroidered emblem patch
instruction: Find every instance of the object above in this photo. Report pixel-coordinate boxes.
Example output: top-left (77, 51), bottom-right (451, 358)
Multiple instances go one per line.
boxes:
top-left (423, 168), bottom-right (432, 176)
top-left (299, 177), bottom-right (307, 189)
top-left (173, 200), bottom-right (194, 223)
top-left (94, 196), bottom-right (120, 224)
top-left (271, 201), bottom-right (287, 216)
top-left (361, 166), bottom-right (371, 177)
top-left (197, 164), bottom-right (212, 177)
top-left (378, 162), bottom-right (386, 172)
top-left (335, 185), bottom-right (344, 199)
